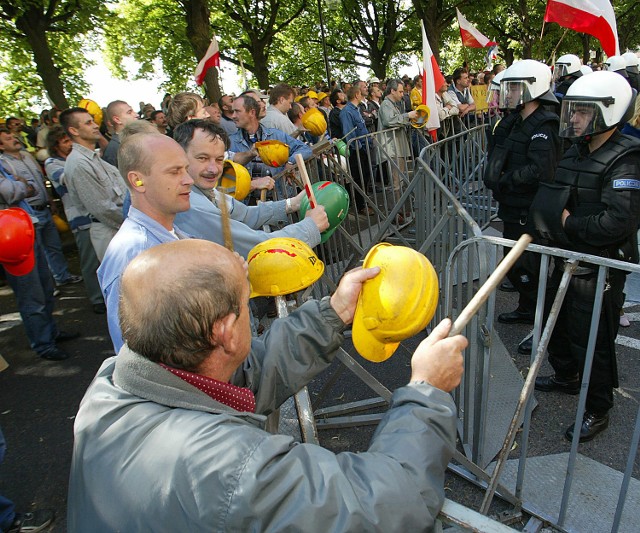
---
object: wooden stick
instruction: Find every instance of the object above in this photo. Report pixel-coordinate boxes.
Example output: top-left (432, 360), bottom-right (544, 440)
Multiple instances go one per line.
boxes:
top-left (217, 189), bottom-right (234, 252)
top-left (295, 153), bottom-right (317, 209)
top-left (449, 234), bottom-right (533, 337)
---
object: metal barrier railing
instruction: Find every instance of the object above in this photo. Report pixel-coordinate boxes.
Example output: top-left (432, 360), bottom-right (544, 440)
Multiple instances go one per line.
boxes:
top-left (420, 124), bottom-right (496, 230)
top-left (443, 235), bottom-right (640, 532)
top-left (256, 125), bottom-right (639, 530)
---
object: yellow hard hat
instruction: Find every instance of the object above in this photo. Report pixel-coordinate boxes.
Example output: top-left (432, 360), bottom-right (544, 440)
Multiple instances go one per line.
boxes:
top-left (255, 140), bottom-right (290, 167)
top-left (302, 108), bottom-right (327, 136)
top-left (307, 90), bottom-right (319, 99)
top-left (411, 104), bottom-right (430, 129)
top-left (219, 160), bottom-right (251, 201)
top-left (247, 238), bottom-right (324, 298)
top-left (353, 243), bottom-right (439, 362)
top-left (317, 92), bottom-right (328, 102)
top-left (77, 99), bottom-right (103, 127)
top-left (52, 213), bottom-right (70, 233)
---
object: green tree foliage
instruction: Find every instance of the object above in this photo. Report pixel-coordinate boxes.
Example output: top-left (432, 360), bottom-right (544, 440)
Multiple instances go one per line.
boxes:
top-left (0, 0), bottom-right (108, 111)
top-left (211, 0), bottom-right (307, 89)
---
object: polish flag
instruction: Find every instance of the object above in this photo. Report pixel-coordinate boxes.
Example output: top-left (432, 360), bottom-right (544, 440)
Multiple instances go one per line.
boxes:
top-left (544, 0), bottom-right (619, 56)
top-left (195, 35), bottom-right (221, 86)
top-left (421, 21), bottom-right (444, 136)
top-left (456, 8), bottom-right (498, 48)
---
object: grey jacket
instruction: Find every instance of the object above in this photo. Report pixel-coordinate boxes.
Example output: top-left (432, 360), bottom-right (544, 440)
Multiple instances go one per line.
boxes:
top-left (68, 299), bottom-right (456, 532)
top-left (378, 97), bottom-right (412, 160)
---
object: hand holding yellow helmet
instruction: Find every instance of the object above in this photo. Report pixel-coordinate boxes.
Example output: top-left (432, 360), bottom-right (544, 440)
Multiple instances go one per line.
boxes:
top-left (353, 244), bottom-right (439, 362)
top-left (255, 140), bottom-right (289, 167)
top-left (411, 104), bottom-right (430, 129)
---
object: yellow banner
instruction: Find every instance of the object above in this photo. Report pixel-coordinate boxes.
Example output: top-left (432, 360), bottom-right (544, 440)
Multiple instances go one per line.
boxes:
top-left (471, 85), bottom-right (488, 113)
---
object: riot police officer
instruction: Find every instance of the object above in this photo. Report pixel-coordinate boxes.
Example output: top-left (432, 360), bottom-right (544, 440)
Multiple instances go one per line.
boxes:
top-left (484, 60), bottom-right (562, 325)
top-left (532, 71), bottom-right (640, 442)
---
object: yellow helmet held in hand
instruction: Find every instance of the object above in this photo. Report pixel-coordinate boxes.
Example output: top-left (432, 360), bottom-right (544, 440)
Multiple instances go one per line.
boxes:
top-left (255, 140), bottom-right (289, 167)
top-left (247, 238), bottom-right (324, 298)
top-left (78, 99), bottom-right (104, 127)
top-left (411, 104), bottom-right (430, 129)
top-left (219, 160), bottom-right (251, 201)
top-left (353, 243), bottom-right (439, 362)
top-left (302, 108), bottom-right (327, 136)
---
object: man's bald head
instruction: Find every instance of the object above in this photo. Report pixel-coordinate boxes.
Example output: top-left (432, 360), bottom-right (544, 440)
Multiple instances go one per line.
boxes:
top-left (120, 240), bottom-right (245, 370)
top-left (118, 133), bottom-right (173, 185)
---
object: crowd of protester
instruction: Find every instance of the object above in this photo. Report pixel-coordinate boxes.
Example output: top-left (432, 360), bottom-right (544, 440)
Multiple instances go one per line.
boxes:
top-left (1, 51), bottom-right (640, 530)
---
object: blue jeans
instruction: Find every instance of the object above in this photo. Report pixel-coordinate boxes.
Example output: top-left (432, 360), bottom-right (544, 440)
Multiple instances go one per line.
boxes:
top-left (33, 208), bottom-right (73, 284)
top-left (4, 240), bottom-right (58, 356)
top-left (0, 426), bottom-right (16, 531)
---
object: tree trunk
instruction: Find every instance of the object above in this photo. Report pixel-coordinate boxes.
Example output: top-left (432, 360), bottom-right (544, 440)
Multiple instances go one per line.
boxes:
top-left (580, 34), bottom-right (591, 65)
top-left (15, 11), bottom-right (69, 109)
top-left (250, 44), bottom-right (271, 90)
top-left (183, 0), bottom-right (221, 102)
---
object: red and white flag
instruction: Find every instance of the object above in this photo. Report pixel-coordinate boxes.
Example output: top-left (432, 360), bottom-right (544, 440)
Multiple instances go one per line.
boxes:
top-left (456, 8), bottom-right (497, 48)
top-left (544, 0), bottom-right (619, 56)
top-left (195, 35), bottom-right (221, 86)
top-left (421, 21), bottom-right (444, 135)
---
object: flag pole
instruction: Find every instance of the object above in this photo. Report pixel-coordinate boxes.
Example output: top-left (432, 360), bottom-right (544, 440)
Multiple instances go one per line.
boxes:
top-left (547, 28), bottom-right (569, 64)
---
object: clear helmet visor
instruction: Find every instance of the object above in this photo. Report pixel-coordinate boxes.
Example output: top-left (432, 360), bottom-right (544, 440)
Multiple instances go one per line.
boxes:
top-left (559, 100), bottom-right (606, 139)
top-left (553, 63), bottom-right (569, 82)
top-left (499, 80), bottom-right (534, 109)
top-left (487, 85), bottom-right (499, 103)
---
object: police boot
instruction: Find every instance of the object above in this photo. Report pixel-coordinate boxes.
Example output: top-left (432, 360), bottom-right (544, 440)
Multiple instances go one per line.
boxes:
top-left (565, 412), bottom-right (609, 442)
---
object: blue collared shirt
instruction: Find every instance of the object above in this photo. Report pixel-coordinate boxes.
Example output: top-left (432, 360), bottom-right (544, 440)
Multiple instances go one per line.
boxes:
top-left (97, 207), bottom-right (189, 353)
top-left (229, 125), bottom-right (312, 176)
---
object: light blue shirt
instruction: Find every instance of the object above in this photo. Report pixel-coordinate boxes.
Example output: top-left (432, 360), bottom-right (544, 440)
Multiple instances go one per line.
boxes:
top-left (174, 187), bottom-right (320, 259)
top-left (98, 207), bottom-right (189, 353)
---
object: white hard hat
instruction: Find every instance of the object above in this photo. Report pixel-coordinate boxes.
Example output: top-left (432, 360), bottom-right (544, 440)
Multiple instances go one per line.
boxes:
top-left (554, 54), bottom-right (582, 81)
top-left (499, 59), bottom-right (557, 109)
top-left (579, 65), bottom-right (593, 76)
top-left (604, 55), bottom-right (628, 74)
top-left (622, 52), bottom-right (639, 68)
top-left (559, 70), bottom-right (634, 140)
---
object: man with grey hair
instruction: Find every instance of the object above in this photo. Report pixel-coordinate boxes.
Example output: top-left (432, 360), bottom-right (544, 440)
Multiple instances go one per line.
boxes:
top-left (68, 238), bottom-right (467, 532)
top-left (102, 100), bottom-right (139, 167)
top-left (97, 131), bottom-right (194, 353)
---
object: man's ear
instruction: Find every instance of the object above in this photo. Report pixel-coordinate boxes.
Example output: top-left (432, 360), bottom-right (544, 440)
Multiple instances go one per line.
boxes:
top-left (211, 312), bottom-right (237, 352)
top-left (128, 171), bottom-right (145, 190)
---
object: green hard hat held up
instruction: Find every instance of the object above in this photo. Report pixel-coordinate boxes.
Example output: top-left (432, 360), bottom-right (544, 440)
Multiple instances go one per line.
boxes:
top-left (298, 181), bottom-right (350, 243)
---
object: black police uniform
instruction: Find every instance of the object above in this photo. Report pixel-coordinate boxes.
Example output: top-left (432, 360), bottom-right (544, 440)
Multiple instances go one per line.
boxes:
top-left (532, 131), bottom-right (640, 415)
top-left (484, 104), bottom-right (562, 315)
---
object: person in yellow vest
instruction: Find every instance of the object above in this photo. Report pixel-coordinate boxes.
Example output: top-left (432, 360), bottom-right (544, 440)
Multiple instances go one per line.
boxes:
top-left (410, 75), bottom-right (423, 110)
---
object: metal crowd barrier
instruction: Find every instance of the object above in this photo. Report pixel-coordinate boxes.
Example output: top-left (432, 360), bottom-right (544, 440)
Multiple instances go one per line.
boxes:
top-left (444, 236), bottom-right (640, 533)
top-left (261, 129), bottom-right (640, 531)
top-left (420, 124), bottom-right (496, 230)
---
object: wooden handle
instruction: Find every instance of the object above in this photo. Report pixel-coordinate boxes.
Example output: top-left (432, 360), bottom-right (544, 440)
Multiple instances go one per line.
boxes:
top-left (260, 189), bottom-right (267, 203)
top-left (295, 153), bottom-right (317, 209)
top-left (449, 234), bottom-right (533, 337)
top-left (217, 190), bottom-right (234, 252)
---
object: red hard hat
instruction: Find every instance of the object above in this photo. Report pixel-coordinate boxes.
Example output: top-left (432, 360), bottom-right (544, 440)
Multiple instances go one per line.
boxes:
top-left (0, 208), bottom-right (36, 276)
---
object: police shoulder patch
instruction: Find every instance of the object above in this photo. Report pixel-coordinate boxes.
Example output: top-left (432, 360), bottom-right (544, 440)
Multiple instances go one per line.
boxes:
top-left (531, 133), bottom-right (548, 141)
top-left (613, 178), bottom-right (640, 190)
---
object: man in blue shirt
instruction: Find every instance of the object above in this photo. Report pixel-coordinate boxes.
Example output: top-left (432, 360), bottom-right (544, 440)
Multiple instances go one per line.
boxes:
top-left (340, 86), bottom-right (374, 214)
top-left (98, 132), bottom-right (193, 353)
top-left (229, 95), bottom-right (312, 198)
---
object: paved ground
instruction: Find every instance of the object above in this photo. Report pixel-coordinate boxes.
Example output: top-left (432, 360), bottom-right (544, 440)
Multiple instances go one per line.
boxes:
top-left (1, 235), bottom-right (639, 532)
